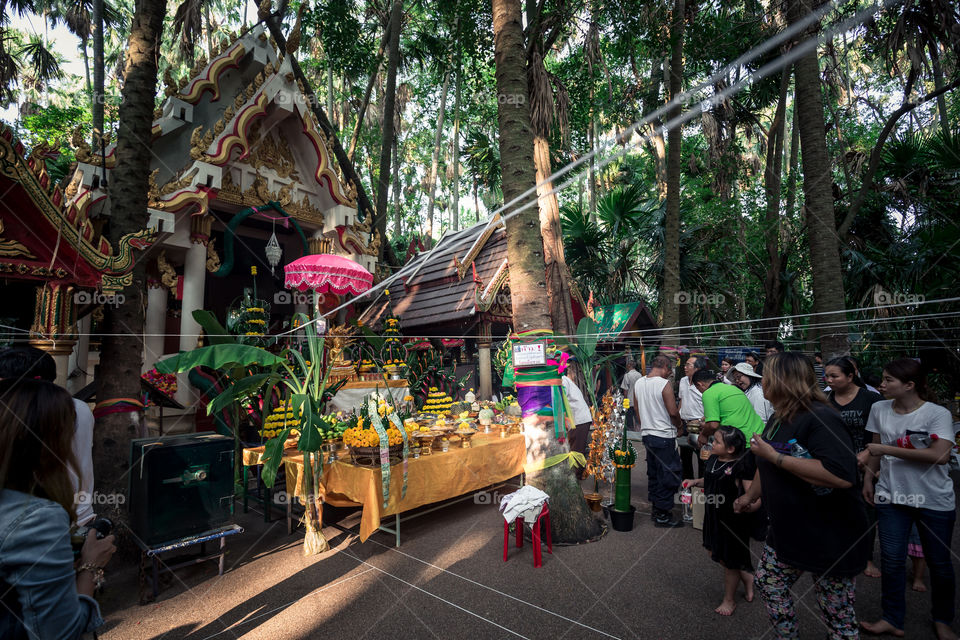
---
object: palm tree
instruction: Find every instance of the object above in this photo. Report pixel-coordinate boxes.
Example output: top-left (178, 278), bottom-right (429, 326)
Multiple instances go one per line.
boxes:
top-left (789, 0), bottom-right (849, 359)
top-left (94, 0), bottom-right (168, 505)
top-left (491, 0), bottom-right (601, 544)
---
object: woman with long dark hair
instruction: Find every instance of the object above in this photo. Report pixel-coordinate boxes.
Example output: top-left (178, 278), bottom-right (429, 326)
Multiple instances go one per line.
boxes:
top-left (825, 356), bottom-right (883, 578)
top-left (734, 352), bottom-right (868, 639)
top-left (860, 359), bottom-right (956, 640)
top-left (0, 379), bottom-right (116, 639)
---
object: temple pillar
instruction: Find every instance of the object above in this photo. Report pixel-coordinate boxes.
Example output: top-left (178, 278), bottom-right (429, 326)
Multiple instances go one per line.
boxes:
top-left (144, 279), bottom-right (168, 373)
top-left (477, 321), bottom-right (493, 400)
top-left (29, 281), bottom-right (78, 388)
top-left (176, 215), bottom-right (211, 406)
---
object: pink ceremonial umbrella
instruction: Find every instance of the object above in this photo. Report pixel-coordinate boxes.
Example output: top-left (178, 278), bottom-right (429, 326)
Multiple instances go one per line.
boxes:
top-left (284, 253), bottom-right (374, 295)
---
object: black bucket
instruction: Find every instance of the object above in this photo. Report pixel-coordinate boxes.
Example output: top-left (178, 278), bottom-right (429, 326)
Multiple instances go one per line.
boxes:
top-left (609, 505), bottom-right (636, 532)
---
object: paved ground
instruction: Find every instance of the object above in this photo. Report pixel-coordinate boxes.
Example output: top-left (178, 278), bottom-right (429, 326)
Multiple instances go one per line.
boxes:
top-left (97, 454), bottom-right (960, 640)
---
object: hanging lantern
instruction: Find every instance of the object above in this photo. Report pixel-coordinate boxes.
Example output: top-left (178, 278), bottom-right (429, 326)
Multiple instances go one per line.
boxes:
top-left (265, 230), bottom-right (282, 274)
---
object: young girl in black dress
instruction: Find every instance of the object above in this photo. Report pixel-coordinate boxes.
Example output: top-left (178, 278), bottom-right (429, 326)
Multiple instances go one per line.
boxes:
top-left (684, 424), bottom-right (757, 616)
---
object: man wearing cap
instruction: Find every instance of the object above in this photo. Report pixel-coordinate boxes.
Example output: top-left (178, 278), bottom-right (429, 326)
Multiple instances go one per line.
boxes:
top-left (731, 362), bottom-right (773, 421)
top-left (692, 369), bottom-right (766, 448)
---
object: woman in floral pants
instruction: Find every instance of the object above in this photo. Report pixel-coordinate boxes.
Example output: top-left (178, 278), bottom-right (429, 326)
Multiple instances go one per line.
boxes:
top-left (735, 353), bottom-right (869, 639)
top-left (756, 545), bottom-right (858, 638)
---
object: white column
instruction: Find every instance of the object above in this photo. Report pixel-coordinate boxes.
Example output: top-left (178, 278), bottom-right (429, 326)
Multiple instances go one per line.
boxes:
top-left (144, 283), bottom-right (168, 373)
top-left (176, 239), bottom-right (207, 406)
top-left (478, 344), bottom-right (492, 400)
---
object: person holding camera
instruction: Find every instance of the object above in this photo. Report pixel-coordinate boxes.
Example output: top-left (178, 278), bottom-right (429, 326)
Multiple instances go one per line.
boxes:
top-left (0, 379), bottom-right (116, 639)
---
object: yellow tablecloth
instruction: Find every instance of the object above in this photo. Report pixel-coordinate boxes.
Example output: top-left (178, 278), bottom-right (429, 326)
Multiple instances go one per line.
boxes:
top-left (283, 432), bottom-right (525, 541)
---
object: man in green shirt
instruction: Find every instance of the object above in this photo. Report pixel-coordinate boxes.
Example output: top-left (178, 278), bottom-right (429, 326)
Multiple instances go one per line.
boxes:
top-left (691, 369), bottom-right (765, 447)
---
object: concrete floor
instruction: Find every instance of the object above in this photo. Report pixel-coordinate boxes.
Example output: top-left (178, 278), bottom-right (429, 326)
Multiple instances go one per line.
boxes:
top-left (96, 458), bottom-right (960, 640)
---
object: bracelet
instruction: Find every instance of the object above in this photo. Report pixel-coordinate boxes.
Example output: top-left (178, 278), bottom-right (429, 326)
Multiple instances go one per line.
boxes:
top-left (776, 453), bottom-right (785, 467)
top-left (77, 563), bottom-right (106, 589)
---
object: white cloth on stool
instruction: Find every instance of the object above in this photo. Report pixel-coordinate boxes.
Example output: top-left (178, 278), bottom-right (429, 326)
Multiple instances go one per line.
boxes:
top-left (499, 486), bottom-right (549, 525)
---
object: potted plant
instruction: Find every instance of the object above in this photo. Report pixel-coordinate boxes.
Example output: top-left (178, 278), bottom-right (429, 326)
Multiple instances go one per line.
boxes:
top-left (607, 396), bottom-right (637, 531)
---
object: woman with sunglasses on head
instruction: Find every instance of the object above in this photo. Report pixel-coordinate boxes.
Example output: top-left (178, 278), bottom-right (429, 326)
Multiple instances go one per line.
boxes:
top-left (0, 379), bottom-right (116, 640)
top-left (860, 359), bottom-right (956, 640)
top-left (734, 352), bottom-right (868, 640)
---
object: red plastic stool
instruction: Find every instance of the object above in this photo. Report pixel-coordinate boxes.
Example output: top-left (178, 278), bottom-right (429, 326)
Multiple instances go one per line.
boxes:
top-left (503, 503), bottom-right (552, 567)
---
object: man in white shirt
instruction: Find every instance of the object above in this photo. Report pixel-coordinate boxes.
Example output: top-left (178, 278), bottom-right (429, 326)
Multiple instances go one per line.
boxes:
top-left (0, 346), bottom-right (97, 525)
top-left (620, 358), bottom-right (642, 430)
top-left (634, 355), bottom-right (684, 528)
top-left (561, 375), bottom-right (593, 480)
top-left (678, 356), bottom-right (708, 479)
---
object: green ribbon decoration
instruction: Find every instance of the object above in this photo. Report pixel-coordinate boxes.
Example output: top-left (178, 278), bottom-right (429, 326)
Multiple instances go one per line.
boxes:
top-left (387, 411), bottom-right (409, 501)
top-left (523, 451), bottom-right (586, 474)
top-left (367, 397), bottom-right (393, 509)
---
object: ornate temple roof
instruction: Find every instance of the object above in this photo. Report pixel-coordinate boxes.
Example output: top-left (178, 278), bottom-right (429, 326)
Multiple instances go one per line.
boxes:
top-left (0, 125), bottom-right (153, 291)
top-left (64, 23), bottom-right (376, 273)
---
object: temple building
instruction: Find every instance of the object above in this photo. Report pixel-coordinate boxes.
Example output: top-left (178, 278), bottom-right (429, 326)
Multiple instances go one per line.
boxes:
top-left (2, 24), bottom-right (377, 403)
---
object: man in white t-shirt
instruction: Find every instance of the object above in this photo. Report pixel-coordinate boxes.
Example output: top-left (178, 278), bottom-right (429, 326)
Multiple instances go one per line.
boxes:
top-left (0, 346), bottom-right (97, 525)
top-left (678, 356), bottom-right (708, 479)
top-left (620, 358), bottom-right (642, 430)
top-left (634, 354), bottom-right (684, 528)
top-left (561, 375), bottom-right (593, 480)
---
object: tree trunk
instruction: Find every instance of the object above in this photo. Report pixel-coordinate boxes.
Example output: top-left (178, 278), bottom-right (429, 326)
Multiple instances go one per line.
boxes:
top-left (930, 46), bottom-right (951, 144)
top-left (82, 40), bottom-right (91, 97)
top-left (491, 0), bottom-right (600, 544)
top-left (533, 134), bottom-right (576, 342)
top-left (587, 110), bottom-right (596, 219)
top-left (265, 14), bottom-right (399, 267)
top-left (425, 67), bottom-right (451, 243)
top-left (661, 0), bottom-right (684, 341)
top-left (789, 0), bottom-right (849, 359)
top-left (94, 0), bottom-right (166, 512)
top-left (392, 121), bottom-right (401, 236)
top-left (760, 68), bottom-right (790, 338)
top-left (347, 21), bottom-right (391, 163)
top-left (91, 0), bottom-right (104, 152)
top-left (204, 1), bottom-right (213, 58)
top-left (451, 57), bottom-right (462, 232)
top-left (374, 0), bottom-right (401, 258)
top-left (327, 65), bottom-right (335, 131)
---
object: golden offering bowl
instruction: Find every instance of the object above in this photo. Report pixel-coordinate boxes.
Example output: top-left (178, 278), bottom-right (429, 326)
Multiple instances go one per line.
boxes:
top-left (455, 429), bottom-right (476, 448)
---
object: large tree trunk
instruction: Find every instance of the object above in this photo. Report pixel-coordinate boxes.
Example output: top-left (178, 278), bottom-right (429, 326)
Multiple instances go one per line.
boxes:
top-left (264, 17), bottom-right (399, 266)
top-left (492, 0), bottom-right (600, 544)
top-left (347, 21), bottom-right (391, 163)
top-left (392, 120), bottom-right (401, 236)
top-left (760, 69), bottom-right (790, 339)
top-left (425, 67), bottom-right (451, 243)
top-left (660, 0), bottom-right (684, 340)
top-left (533, 136), bottom-right (576, 342)
top-left (91, 0), bottom-right (104, 151)
top-left (451, 57), bottom-right (462, 232)
top-left (374, 0), bottom-right (402, 259)
top-left (789, 0), bottom-right (849, 359)
top-left (94, 0), bottom-right (167, 511)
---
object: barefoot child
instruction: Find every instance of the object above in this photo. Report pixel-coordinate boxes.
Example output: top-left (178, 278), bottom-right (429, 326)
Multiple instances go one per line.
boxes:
top-left (684, 424), bottom-right (757, 616)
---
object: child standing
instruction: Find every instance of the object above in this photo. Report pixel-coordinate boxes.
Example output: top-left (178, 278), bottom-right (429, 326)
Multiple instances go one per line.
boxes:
top-left (684, 424), bottom-right (758, 616)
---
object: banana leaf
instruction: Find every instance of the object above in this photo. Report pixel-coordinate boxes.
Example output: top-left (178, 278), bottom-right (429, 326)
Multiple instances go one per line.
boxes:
top-left (155, 344), bottom-right (284, 374)
top-left (192, 310), bottom-right (236, 346)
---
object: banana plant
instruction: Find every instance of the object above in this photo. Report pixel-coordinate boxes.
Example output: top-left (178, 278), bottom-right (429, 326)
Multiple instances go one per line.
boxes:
top-left (157, 312), bottom-right (338, 554)
top-left (556, 317), bottom-right (621, 406)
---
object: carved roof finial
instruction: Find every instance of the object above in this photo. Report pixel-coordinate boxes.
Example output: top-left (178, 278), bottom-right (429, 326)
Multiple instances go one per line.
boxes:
top-left (286, 4), bottom-right (305, 55)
